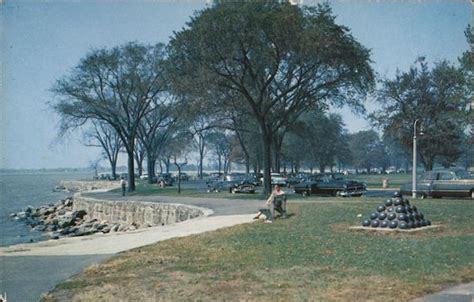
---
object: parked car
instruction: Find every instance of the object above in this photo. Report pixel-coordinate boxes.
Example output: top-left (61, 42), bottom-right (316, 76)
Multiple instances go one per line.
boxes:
top-left (175, 172), bottom-right (189, 182)
top-left (207, 179), bottom-right (256, 194)
top-left (286, 173), bottom-right (309, 187)
top-left (224, 173), bottom-right (245, 182)
top-left (294, 173), bottom-right (367, 197)
top-left (400, 168), bottom-right (474, 199)
top-left (157, 173), bottom-right (174, 186)
top-left (263, 173), bottom-right (287, 186)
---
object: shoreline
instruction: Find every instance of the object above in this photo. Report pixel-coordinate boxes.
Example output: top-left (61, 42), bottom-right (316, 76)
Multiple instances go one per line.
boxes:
top-left (1, 180), bottom-right (257, 301)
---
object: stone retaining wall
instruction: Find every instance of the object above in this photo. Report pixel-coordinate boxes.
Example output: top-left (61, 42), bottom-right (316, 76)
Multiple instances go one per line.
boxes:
top-left (73, 195), bottom-right (207, 227)
top-left (60, 180), bottom-right (121, 192)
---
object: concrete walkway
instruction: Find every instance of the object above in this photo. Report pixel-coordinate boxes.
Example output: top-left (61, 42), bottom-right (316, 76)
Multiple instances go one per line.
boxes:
top-left (0, 214), bottom-right (254, 256)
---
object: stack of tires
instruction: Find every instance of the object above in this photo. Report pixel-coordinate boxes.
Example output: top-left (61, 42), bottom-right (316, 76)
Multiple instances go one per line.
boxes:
top-left (362, 192), bottom-right (431, 230)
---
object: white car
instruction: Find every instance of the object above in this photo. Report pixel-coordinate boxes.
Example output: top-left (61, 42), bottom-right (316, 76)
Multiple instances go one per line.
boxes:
top-left (270, 173), bottom-right (288, 186)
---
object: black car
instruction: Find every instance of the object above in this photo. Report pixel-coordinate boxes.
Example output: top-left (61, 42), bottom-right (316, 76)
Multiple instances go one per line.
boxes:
top-left (207, 180), bottom-right (256, 194)
top-left (157, 173), bottom-right (174, 186)
top-left (294, 173), bottom-right (366, 197)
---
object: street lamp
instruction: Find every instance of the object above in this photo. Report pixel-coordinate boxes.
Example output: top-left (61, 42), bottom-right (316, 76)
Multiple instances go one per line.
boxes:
top-left (412, 119), bottom-right (424, 198)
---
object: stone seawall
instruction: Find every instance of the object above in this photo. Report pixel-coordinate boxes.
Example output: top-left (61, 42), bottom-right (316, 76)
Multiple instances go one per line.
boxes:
top-left (73, 195), bottom-right (208, 227)
top-left (60, 180), bottom-right (121, 192)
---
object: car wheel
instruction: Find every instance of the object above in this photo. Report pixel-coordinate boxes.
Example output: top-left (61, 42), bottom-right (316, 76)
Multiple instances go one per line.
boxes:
top-left (302, 191), bottom-right (309, 197)
top-left (334, 191), bottom-right (342, 197)
top-left (471, 190), bottom-right (474, 200)
top-left (419, 193), bottom-right (427, 199)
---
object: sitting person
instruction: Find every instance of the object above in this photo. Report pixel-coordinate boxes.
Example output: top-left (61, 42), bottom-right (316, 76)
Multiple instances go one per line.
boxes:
top-left (266, 184), bottom-right (287, 219)
top-left (254, 184), bottom-right (287, 222)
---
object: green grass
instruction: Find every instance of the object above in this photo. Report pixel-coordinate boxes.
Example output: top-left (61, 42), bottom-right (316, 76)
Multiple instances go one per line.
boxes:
top-left (112, 180), bottom-right (270, 199)
top-left (44, 199), bottom-right (473, 302)
top-left (350, 174), bottom-right (411, 188)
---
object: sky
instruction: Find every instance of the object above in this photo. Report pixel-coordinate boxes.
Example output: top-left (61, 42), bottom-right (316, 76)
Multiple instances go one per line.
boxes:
top-left (0, 0), bottom-right (471, 169)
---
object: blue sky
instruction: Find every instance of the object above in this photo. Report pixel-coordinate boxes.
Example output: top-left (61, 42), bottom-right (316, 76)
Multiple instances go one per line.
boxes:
top-left (0, 0), bottom-right (471, 169)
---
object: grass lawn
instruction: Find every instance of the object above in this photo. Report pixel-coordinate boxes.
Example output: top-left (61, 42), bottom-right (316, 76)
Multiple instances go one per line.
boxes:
top-left (350, 174), bottom-right (411, 188)
top-left (112, 180), bottom-right (269, 200)
top-left (44, 199), bottom-right (473, 302)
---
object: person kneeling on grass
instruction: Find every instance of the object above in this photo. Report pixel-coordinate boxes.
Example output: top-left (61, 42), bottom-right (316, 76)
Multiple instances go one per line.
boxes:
top-left (254, 185), bottom-right (287, 222)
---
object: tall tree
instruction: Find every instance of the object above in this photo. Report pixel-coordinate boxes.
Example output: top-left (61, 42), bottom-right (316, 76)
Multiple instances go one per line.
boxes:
top-left (134, 139), bottom-right (146, 177)
top-left (83, 121), bottom-right (123, 180)
top-left (191, 116), bottom-right (215, 179)
top-left (137, 95), bottom-right (183, 183)
top-left (168, 2), bottom-right (374, 194)
top-left (52, 42), bottom-right (168, 191)
top-left (371, 58), bottom-right (470, 170)
top-left (348, 130), bottom-right (386, 174)
top-left (208, 130), bottom-right (234, 174)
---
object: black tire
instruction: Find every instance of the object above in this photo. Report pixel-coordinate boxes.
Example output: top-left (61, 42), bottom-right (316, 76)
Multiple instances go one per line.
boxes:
top-left (302, 191), bottom-right (310, 197)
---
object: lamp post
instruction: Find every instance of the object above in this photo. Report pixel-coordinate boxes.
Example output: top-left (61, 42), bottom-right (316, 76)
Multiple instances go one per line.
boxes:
top-left (412, 119), bottom-right (423, 198)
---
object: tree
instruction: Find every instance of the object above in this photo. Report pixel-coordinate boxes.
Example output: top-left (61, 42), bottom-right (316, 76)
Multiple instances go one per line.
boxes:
top-left (208, 130), bottom-right (234, 174)
top-left (137, 95), bottom-right (183, 184)
top-left (134, 139), bottom-right (146, 177)
top-left (191, 116), bottom-right (216, 179)
top-left (168, 2), bottom-right (374, 194)
top-left (83, 121), bottom-right (123, 179)
top-left (52, 42), bottom-right (168, 191)
top-left (348, 130), bottom-right (387, 174)
top-left (282, 111), bottom-right (348, 173)
top-left (382, 134), bottom-right (410, 172)
top-left (371, 58), bottom-right (470, 170)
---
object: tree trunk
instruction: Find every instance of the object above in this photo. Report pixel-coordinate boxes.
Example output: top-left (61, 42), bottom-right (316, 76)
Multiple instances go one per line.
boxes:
top-left (165, 157), bottom-right (170, 173)
top-left (135, 152), bottom-right (144, 177)
top-left (319, 164), bottom-right (325, 174)
top-left (176, 166), bottom-right (182, 194)
top-left (245, 154), bottom-right (250, 174)
top-left (110, 159), bottom-right (117, 180)
top-left (127, 151), bottom-right (135, 191)
top-left (217, 154), bottom-right (222, 174)
top-left (260, 129), bottom-right (273, 196)
top-left (147, 158), bottom-right (156, 184)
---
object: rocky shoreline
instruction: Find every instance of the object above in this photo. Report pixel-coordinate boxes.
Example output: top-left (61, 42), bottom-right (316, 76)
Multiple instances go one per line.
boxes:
top-left (10, 197), bottom-right (147, 241)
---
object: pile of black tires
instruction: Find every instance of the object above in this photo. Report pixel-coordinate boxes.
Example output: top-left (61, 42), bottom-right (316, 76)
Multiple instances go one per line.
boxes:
top-left (362, 192), bottom-right (431, 230)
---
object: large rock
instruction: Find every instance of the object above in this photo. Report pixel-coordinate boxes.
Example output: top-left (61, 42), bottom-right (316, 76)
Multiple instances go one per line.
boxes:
top-left (72, 210), bottom-right (87, 220)
top-left (58, 215), bottom-right (75, 228)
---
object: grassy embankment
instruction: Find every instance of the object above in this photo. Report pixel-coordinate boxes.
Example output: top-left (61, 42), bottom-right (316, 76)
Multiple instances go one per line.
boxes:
top-left (44, 199), bottom-right (473, 301)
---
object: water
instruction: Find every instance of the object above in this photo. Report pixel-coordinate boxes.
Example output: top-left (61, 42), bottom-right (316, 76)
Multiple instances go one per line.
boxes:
top-left (0, 172), bottom-right (91, 247)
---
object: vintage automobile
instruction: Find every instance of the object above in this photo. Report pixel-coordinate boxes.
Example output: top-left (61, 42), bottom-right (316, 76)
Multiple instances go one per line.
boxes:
top-left (286, 173), bottom-right (310, 187)
top-left (207, 179), bottom-right (256, 194)
top-left (157, 173), bottom-right (174, 186)
top-left (294, 173), bottom-right (367, 197)
top-left (400, 168), bottom-right (474, 199)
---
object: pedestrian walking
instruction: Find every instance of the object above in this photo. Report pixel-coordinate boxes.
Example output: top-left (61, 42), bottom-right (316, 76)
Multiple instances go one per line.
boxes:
top-left (121, 177), bottom-right (127, 196)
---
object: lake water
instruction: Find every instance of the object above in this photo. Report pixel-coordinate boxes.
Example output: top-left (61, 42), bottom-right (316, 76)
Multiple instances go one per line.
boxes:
top-left (0, 172), bottom-right (91, 247)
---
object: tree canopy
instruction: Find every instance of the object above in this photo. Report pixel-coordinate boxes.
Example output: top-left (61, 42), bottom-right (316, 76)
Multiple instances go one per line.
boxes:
top-left (371, 57), bottom-right (470, 170)
top-left (168, 2), bottom-right (374, 193)
top-left (52, 42), bottom-right (168, 190)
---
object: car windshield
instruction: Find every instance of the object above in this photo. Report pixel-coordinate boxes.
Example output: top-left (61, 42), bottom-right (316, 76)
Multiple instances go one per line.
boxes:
top-left (455, 170), bottom-right (472, 179)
